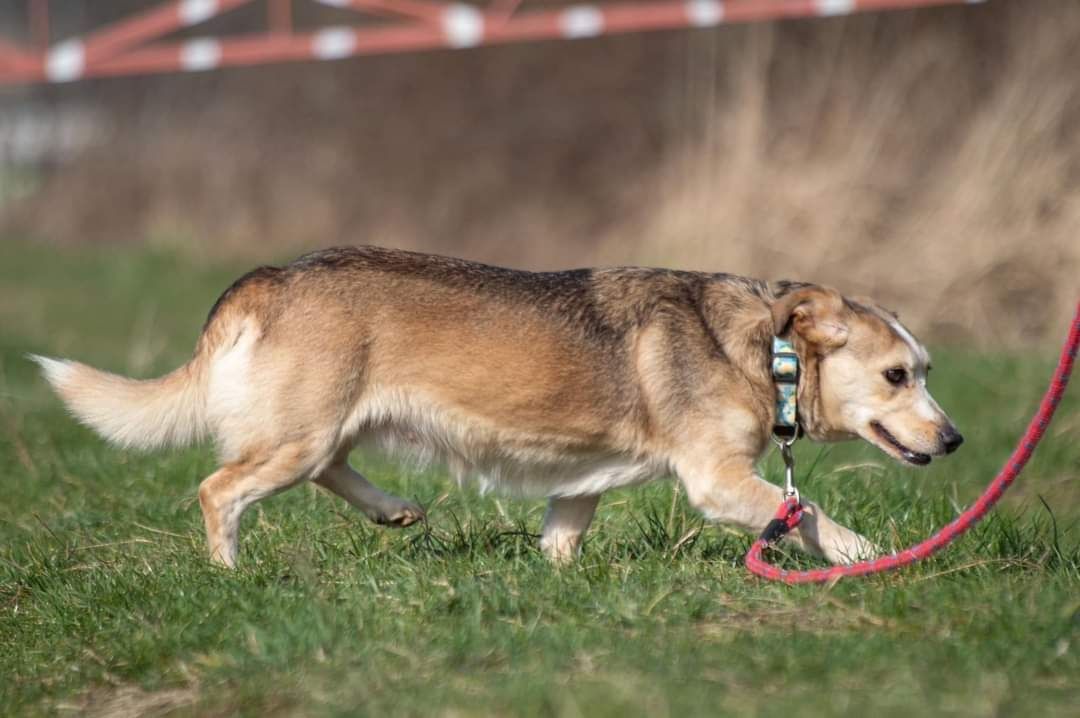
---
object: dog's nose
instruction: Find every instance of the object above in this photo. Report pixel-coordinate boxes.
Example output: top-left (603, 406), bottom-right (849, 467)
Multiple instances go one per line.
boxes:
top-left (940, 427), bottom-right (964, 454)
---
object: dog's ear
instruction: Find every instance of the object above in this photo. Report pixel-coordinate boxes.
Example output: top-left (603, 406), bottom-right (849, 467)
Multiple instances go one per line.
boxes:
top-left (771, 286), bottom-right (849, 349)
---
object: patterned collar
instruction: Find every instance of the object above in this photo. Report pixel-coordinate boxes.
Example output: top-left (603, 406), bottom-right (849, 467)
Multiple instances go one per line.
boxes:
top-left (771, 336), bottom-right (801, 440)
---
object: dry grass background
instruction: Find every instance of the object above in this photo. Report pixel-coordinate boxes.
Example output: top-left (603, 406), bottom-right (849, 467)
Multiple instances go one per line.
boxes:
top-left (2, 0), bottom-right (1078, 345)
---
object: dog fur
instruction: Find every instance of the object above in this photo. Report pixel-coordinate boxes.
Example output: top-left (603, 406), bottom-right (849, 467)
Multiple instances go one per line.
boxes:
top-left (34, 246), bottom-right (962, 567)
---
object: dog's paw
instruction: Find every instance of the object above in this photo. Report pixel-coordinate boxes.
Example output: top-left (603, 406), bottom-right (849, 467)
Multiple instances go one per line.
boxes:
top-left (369, 499), bottom-right (426, 528)
top-left (540, 532), bottom-right (586, 564)
top-left (823, 532), bottom-right (881, 565)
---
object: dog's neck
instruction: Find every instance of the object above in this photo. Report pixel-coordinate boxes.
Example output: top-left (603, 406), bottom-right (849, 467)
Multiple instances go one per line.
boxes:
top-left (751, 328), bottom-right (827, 442)
top-left (699, 283), bottom-right (828, 445)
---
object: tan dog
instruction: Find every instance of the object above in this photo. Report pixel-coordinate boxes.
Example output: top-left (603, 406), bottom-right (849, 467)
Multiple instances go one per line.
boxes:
top-left (34, 246), bottom-right (962, 567)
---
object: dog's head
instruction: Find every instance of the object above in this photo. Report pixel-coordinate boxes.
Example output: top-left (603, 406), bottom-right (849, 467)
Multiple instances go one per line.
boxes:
top-left (772, 286), bottom-right (963, 466)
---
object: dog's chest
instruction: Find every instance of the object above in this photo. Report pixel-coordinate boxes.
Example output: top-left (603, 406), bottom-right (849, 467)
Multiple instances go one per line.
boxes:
top-left (470, 452), bottom-right (667, 498)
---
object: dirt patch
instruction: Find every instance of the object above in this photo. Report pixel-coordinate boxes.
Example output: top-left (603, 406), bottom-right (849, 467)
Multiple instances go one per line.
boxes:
top-left (56, 684), bottom-right (199, 718)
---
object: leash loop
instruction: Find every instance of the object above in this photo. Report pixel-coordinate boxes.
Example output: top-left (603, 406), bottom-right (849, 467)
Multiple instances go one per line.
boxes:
top-left (758, 496), bottom-right (804, 544)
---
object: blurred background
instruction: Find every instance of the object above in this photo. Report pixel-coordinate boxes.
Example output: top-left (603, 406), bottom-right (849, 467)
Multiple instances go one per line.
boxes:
top-left (1, 0), bottom-right (1077, 346)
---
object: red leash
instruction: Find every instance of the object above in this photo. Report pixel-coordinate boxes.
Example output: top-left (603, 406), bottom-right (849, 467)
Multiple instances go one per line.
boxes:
top-left (746, 301), bottom-right (1080, 584)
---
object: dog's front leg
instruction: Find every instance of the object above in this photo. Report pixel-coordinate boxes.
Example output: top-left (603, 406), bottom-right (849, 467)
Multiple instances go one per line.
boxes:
top-left (674, 453), bottom-right (877, 564)
top-left (540, 494), bottom-right (601, 562)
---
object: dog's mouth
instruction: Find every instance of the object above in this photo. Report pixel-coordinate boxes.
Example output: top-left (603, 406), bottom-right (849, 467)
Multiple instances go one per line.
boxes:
top-left (870, 421), bottom-right (932, 466)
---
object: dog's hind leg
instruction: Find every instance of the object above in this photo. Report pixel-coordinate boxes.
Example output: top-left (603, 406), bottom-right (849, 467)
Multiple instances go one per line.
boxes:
top-left (314, 459), bottom-right (426, 528)
top-left (540, 494), bottom-right (601, 562)
top-left (198, 441), bottom-right (317, 568)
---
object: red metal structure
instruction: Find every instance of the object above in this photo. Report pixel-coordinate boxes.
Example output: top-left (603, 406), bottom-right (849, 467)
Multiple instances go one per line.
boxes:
top-left (0, 0), bottom-right (984, 85)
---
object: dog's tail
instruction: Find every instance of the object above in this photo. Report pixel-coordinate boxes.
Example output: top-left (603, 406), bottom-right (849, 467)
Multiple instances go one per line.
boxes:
top-left (30, 351), bottom-right (212, 451)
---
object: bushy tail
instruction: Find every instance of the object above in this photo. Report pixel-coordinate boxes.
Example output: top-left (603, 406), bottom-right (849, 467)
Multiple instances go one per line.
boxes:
top-left (30, 354), bottom-right (209, 450)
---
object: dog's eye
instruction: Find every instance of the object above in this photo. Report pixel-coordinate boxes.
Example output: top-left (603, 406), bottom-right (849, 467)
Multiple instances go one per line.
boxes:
top-left (884, 367), bottom-right (907, 386)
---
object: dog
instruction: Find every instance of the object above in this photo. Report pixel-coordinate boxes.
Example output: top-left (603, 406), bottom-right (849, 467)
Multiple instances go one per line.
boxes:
top-left (33, 246), bottom-right (963, 568)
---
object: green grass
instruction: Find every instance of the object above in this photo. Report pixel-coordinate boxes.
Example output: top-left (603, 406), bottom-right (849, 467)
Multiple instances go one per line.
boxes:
top-left (1, 241), bottom-right (1078, 716)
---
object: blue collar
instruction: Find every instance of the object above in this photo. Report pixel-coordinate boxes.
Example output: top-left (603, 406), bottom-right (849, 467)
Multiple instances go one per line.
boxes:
top-left (771, 336), bottom-right (801, 440)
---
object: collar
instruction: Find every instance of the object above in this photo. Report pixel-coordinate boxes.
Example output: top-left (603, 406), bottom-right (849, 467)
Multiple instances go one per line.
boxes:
top-left (771, 336), bottom-right (802, 440)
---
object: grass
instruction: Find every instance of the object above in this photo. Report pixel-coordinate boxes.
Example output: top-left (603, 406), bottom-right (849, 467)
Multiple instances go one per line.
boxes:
top-left (1, 241), bottom-right (1078, 716)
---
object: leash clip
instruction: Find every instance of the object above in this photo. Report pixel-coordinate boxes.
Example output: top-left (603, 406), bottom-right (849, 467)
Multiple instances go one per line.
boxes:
top-left (772, 433), bottom-right (799, 505)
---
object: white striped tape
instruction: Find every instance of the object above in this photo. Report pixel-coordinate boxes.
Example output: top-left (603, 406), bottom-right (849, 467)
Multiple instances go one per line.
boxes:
top-left (46, 40), bottom-right (85, 82)
top-left (443, 4), bottom-right (484, 48)
top-left (313, 27), bottom-right (358, 59)
top-left (686, 0), bottom-right (723, 26)
top-left (181, 38), bottom-right (222, 70)
top-left (814, 0), bottom-right (855, 16)
top-left (560, 5), bottom-right (604, 38)
top-left (179, 0), bottom-right (219, 26)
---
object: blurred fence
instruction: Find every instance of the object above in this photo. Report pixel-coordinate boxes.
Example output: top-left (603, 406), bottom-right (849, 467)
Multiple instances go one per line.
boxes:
top-left (0, 1), bottom-right (982, 84)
